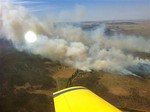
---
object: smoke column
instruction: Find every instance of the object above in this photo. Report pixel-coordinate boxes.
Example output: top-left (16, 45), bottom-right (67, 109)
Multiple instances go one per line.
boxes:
top-left (1, 2), bottom-right (150, 76)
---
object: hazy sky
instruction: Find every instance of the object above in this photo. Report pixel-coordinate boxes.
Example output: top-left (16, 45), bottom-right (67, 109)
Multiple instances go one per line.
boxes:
top-left (4, 0), bottom-right (150, 21)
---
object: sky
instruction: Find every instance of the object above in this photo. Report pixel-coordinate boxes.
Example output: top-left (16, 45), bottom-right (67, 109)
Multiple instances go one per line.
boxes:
top-left (2, 0), bottom-right (150, 21)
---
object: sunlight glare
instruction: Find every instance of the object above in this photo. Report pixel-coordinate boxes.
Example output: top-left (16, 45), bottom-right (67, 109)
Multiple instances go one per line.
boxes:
top-left (25, 31), bottom-right (37, 43)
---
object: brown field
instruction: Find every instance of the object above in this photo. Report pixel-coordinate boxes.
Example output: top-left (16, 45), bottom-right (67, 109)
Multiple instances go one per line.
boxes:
top-left (71, 71), bottom-right (150, 112)
top-left (106, 20), bottom-right (150, 38)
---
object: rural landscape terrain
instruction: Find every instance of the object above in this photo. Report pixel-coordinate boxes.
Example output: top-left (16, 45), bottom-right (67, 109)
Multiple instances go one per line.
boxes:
top-left (0, 20), bottom-right (150, 112)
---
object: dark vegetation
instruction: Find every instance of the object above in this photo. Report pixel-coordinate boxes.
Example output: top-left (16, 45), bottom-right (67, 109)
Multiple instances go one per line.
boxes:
top-left (0, 91), bottom-right (54, 112)
top-left (0, 39), bottom-right (56, 112)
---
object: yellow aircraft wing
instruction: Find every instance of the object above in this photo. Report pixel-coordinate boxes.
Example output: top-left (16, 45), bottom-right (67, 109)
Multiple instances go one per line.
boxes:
top-left (53, 86), bottom-right (121, 112)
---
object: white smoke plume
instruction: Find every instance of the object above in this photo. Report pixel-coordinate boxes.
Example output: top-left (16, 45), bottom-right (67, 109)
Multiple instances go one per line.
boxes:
top-left (1, 3), bottom-right (150, 76)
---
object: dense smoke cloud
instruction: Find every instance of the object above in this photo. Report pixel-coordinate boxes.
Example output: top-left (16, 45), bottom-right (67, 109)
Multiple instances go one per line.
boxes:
top-left (1, 3), bottom-right (150, 75)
